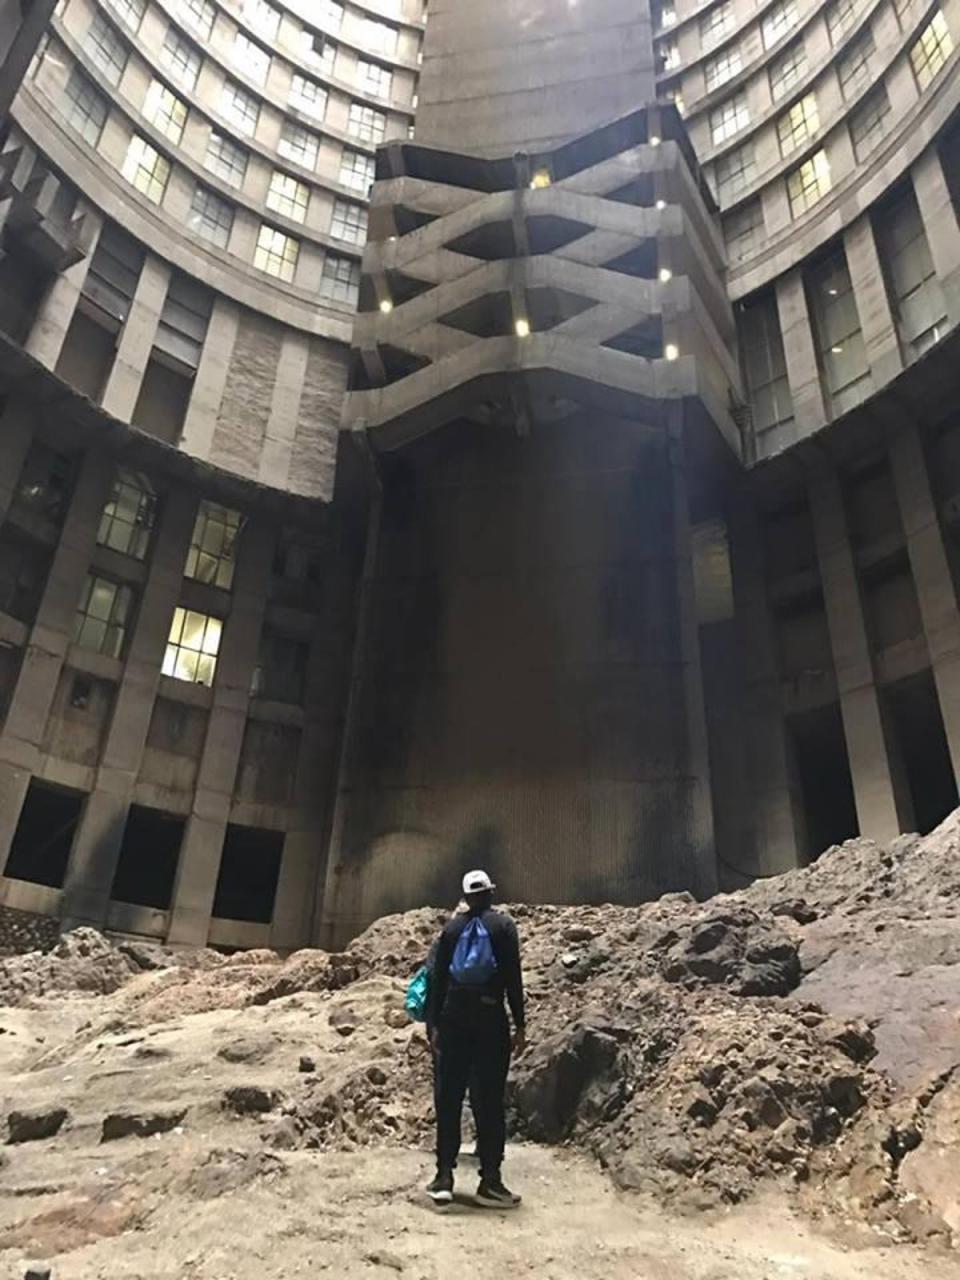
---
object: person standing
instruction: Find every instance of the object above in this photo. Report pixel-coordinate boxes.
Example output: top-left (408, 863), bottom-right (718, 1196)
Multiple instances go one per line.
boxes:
top-left (426, 869), bottom-right (526, 1208)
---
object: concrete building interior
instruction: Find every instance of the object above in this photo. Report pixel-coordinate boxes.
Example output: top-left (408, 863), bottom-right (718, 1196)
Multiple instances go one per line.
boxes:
top-left (0, 0), bottom-right (959, 951)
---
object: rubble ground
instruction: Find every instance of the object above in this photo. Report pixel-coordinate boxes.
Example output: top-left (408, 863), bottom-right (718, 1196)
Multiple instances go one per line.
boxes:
top-left (1, 811), bottom-right (959, 1276)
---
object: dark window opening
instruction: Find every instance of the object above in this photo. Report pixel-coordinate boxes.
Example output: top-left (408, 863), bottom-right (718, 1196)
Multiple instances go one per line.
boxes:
top-left (883, 671), bottom-right (958, 835)
top-left (110, 805), bottom-right (184, 910)
top-left (12, 441), bottom-right (74, 526)
top-left (0, 525), bottom-right (51, 622)
top-left (131, 357), bottom-right (193, 443)
top-left (55, 308), bottom-right (116, 401)
top-left (211, 824), bottom-right (283, 924)
top-left (789, 703), bottom-right (859, 860)
top-left (5, 779), bottom-right (86, 888)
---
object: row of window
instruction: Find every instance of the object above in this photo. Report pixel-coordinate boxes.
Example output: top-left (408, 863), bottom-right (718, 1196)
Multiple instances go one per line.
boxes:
top-left (740, 182), bottom-right (948, 432)
top-left (710, 8), bottom-right (953, 231)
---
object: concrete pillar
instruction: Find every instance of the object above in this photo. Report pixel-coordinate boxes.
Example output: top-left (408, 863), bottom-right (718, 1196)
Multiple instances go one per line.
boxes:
top-left (0, 0), bottom-right (58, 118)
top-left (258, 329), bottom-right (308, 488)
top-left (100, 256), bottom-right (171, 421)
top-left (0, 449), bottom-right (114, 874)
top-left (167, 519), bottom-right (276, 945)
top-left (668, 411), bottom-right (718, 898)
top-left (727, 493), bottom-right (804, 873)
top-left (912, 148), bottom-right (960, 328)
top-left (24, 206), bottom-right (103, 368)
top-left (889, 424), bottom-right (960, 783)
top-left (179, 297), bottom-right (239, 462)
top-left (776, 269), bottom-right (828, 438)
top-left (843, 214), bottom-right (903, 389)
top-left (270, 830), bottom-right (313, 951)
top-left (807, 459), bottom-right (907, 843)
top-left (60, 488), bottom-right (199, 926)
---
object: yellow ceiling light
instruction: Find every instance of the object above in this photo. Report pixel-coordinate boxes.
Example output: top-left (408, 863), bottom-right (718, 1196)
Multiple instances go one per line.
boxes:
top-left (529, 169), bottom-right (552, 189)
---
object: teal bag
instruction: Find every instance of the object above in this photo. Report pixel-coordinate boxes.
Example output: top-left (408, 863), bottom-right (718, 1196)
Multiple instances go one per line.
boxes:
top-left (404, 965), bottom-right (430, 1022)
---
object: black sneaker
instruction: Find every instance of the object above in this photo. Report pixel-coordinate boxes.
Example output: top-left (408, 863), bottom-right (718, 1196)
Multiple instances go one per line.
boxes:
top-left (426, 1170), bottom-right (454, 1205)
top-left (475, 1178), bottom-right (521, 1209)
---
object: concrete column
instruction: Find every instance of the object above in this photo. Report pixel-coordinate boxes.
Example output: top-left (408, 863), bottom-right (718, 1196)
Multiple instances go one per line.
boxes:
top-left (807, 460), bottom-right (906, 843)
top-left (100, 256), bottom-right (171, 421)
top-left (179, 297), bottom-right (240, 462)
top-left (0, 401), bottom-right (34, 519)
top-left (889, 424), bottom-right (960, 782)
top-left (270, 830), bottom-right (314, 951)
top-left (843, 214), bottom-right (903, 389)
top-left (167, 519), bottom-right (276, 945)
top-left (0, 0), bottom-right (58, 118)
top-left (60, 488), bottom-right (199, 926)
top-left (668, 411), bottom-right (718, 898)
top-left (258, 329), bottom-right (308, 488)
top-left (727, 493), bottom-right (804, 873)
top-left (24, 206), bottom-right (104, 368)
top-left (0, 450), bottom-right (114, 872)
top-left (912, 148), bottom-right (960, 328)
top-left (776, 269), bottom-right (828, 438)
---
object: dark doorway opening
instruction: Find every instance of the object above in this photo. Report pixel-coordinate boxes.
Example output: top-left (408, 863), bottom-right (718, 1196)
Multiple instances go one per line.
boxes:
top-left (789, 703), bottom-right (859, 860)
top-left (884, 671), bottom-right (958, 835)
top-left (211, 824), bottom-right (284, 924)
top-left (110, 805), bottom-right (185, 911)
top-left (5, 780), bottom-right (86, 887)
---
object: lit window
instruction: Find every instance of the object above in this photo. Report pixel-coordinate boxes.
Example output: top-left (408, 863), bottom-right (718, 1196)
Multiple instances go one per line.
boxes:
top-left (63, 70), bottom-right (107, 145)
top-left (769, 40), bottom-right (807, 100)
top-left (242, 0), bottom-right (279, 40)
top-left (655, 0), bottom-right (676, 28)
top-left (360, 17), bottom-right (397, 55)
top-left (143, 79), bottom-right (187, 145)
top-left (220, 80), bottom-right (259, 137)
top-left (84, 12), bottom-right (127, 86)
top-left (787, 150), bottom-right (831, 217)
top-left (254, 223), bottom-right (300, 281)
top-left (700, 2), bottom-right (733, 46)
top-left (875, 186), bottom-right (948, 356)
top-left (163, 607), bottom-right (222, 685)
top-left (320, 253), bottom-right (360, 305)
top-left (910, 10), bottom-right (953, 89)
top-left (358, 59), bottom-right (393, 99)
top-left (205, 132), bottom-right (248, 187)
top-left (299, 27), bottom-right (336, 74)
top-left (179, 0), bottom-right (214, 40)
top-left (233, 30), bottom-right (270, 86)
top-left (98, 469), bottom-right (156, 559)
top-left (348, 102), bottom-right (386, 144)
top-left (339, 148), bottom-right (374, 193)
top-left (330, 198), bottom-right (367, 244)
top-left (849, 85), bottom-right (890, 160)
top-left (121, 134), bottom-right (171, 204)
top-left (710, 93), bottom-right (749, 145)
top-left (713, 141), bottom-right (755, 202)
top-left (185, 502), bottom-right (242, 589)
top-left (73, 574), bottom-right (134, 658)
top-left (657, 39), bottom-right (680, 72)
top-left (290, 73), bottom-right (327, 120)
top-left (189, 184), bottom-right (234, 248)
top-left (739, 292), bottom-right (794, 434)
top-left (777, 93), bottom-right (819, 157)
top-left (159, 29), bottom-right (201, 90)
top-left (266, 171), bottom-right (309, 222)
top-left (278, 121), bottom-right (320, 169)
top-left (762, 0), bottom-right (798, 47)
top-left (705, 44), bottom-right (742, 91)
top-left (838, 29), bottom-right (874, 98)
top-left (104, 0), bottom-right (144, 34)
top-left (826, 0), bottom-right (858, 43)
top-left (806, 248), bottom-right (871, 414)
top-left (723, 199), bottom-right (764, 263)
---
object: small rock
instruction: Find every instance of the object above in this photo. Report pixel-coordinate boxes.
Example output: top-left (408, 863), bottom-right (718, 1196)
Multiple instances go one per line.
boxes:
top-left (7, 1108), bottom-right (68, 1144)
top-left (101, 1109), bottom-right (187, 1141)
top-left (24, 1267), bottom-right (52, 1280)
top-left (223, 1085), bottom-right (280, 1115)
top-left (366, 1065), bottom-right (388, 1087)
top-left (365, 1250), bottom-right (404, 1272)
top-left (264, 1116), bottom-right (300, 1150)
top-left (299, 1056), bottom-right (316, 1073)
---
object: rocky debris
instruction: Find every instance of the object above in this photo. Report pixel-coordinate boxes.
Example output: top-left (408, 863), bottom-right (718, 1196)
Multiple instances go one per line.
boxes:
top-left (299, 1056), bottom-right (316, 1073)
top-left (217, 1035), bottom-right (277, 1064)
top-left (101, 1108), bottom-right (187, 1141)
top-left (23, 1266), bottom-right (52, 1280)
top-left (0, 930), bottom-right (139, 1006)
top-left (6, 1108), bottom-right (68, 1144)
top-left (182, 1147), bottom-right (287, 1199)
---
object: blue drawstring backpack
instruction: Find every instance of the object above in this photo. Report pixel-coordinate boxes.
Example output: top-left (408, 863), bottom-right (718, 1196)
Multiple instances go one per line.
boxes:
top-left (450, 915), bottom-right (498, 986)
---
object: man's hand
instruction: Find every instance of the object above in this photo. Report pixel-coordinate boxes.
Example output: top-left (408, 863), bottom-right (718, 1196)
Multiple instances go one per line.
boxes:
top-left (511, 1027), bottom-right (527, 1058)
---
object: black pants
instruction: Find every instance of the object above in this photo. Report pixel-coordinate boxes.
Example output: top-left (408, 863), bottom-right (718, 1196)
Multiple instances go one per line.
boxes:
top-left (435, 1013), bottom-right (511, 1182)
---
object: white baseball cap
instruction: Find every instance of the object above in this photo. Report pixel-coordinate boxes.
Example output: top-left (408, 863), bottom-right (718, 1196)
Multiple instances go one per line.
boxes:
top-left (462, 869), bottom-right (496, 896)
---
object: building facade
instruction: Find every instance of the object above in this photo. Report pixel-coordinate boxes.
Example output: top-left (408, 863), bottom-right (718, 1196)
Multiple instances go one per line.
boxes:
top-left (0, 0), bottom-right (959, 949)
